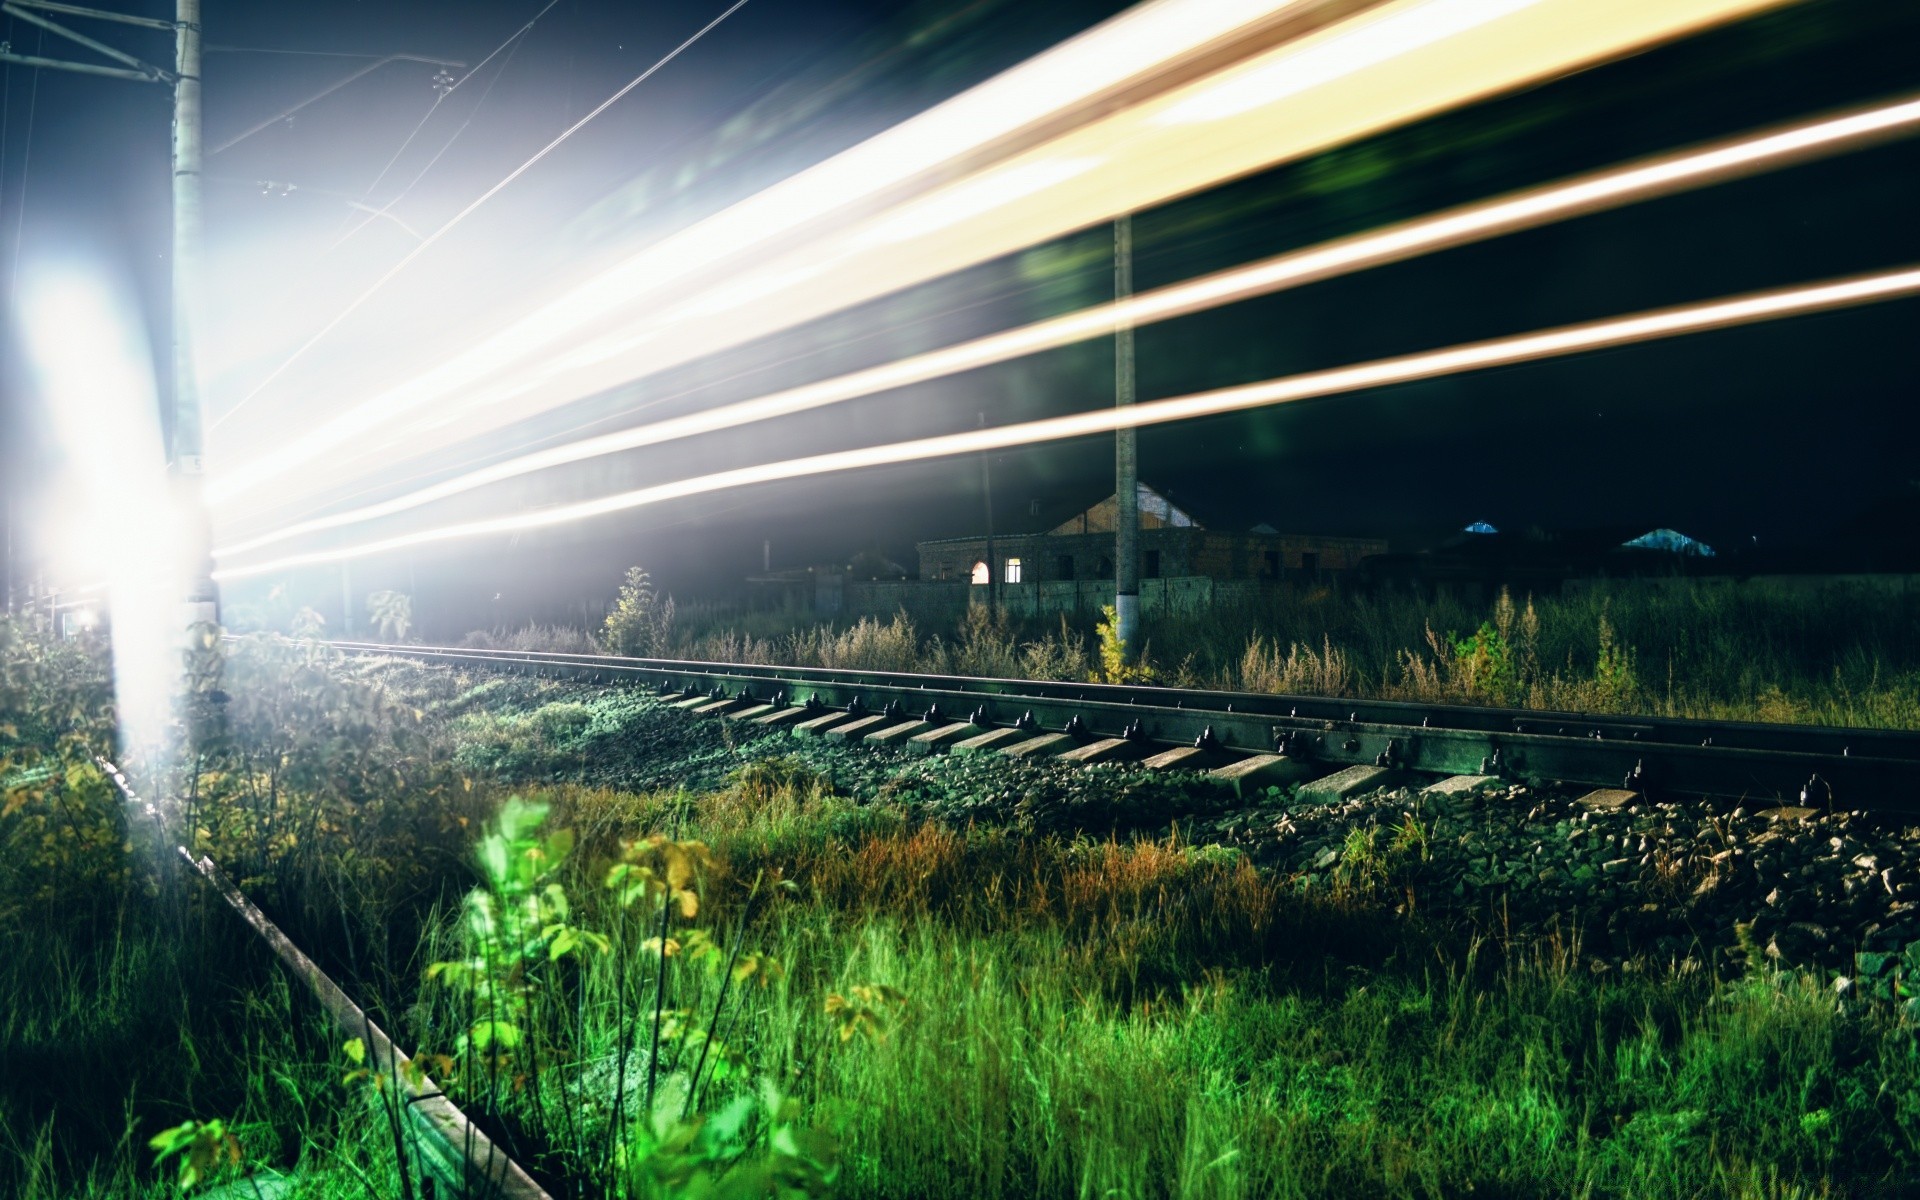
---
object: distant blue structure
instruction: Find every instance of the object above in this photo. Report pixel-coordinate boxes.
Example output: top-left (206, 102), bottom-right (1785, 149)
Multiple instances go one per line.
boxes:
top-left (1463, 521), bottom-right (1499, 535)
top-left (1622, 528), bottom-right (1715, 557)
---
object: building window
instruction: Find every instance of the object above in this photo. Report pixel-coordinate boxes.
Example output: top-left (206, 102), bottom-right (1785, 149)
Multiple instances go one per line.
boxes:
top-left (1004, 557), bottom-right (1023, 584)
top-left (1056, 554), bottom-right (1075, 580)
top-left (1144, 550), bottom-right (1161, 578)
top-left (1299, 551), bottom-right (1319, 574)
top-left (936, 563), bottom-right (950, 581)
top-left (1264, 550), bottom-right (1280, 578)
top-left (970, 560), bottom-right (990, 585)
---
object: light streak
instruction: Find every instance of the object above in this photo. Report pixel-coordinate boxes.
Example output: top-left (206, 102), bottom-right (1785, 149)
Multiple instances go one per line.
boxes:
top-left (205, 0), bottom-right (1334, 490)
top-left (212, 263), bottom-right (1920, 581)
top-left (212, 93), bottom-right (1920, 560)
top-left (208, 0), bottom-right (1782, 511)
top-left (207, 0), bottom-right (758, 434)
top-left (1155, 0), bottom-right (1539, 125)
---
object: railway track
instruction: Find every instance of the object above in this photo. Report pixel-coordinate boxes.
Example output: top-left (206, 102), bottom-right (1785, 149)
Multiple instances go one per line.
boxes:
top-left (331, 641), bottom-right (1920, 812)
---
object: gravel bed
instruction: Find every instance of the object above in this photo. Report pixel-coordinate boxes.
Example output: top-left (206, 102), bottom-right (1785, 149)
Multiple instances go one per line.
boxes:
top-left (377, 661), bottom-right (1920, 997)
top-left (1192, 778), bottom-right (1920, 992)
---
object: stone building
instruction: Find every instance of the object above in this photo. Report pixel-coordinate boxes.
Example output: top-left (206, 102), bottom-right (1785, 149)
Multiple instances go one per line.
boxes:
top-left (915, 484), bottom-right (1387, 587)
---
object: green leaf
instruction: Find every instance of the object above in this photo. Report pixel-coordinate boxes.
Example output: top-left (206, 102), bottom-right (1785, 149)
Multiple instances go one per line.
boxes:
top-left (342, 1036), bottom-right (366, 1065)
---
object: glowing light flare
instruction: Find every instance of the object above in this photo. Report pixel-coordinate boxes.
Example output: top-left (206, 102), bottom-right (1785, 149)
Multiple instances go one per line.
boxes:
top-left (205, 0), bottom-right (1328, 501)
top-left (210, 0), bottom-right (1783, 513)
top-left (19, 270), bottom-right (189, 756)
top-left (1155, 0), bottom-right (1539, 124)
top-left (212, 263), bottom-right (1920, 581)
top-left (211, 92), bottom-right (1920, 560)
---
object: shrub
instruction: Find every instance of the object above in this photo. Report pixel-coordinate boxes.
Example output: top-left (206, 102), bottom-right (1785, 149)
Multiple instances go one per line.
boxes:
top-left (606, 567), bottom-right (676, 658)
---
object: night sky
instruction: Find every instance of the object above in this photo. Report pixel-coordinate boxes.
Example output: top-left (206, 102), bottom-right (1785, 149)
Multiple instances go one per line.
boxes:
top-left (3, 0), bottom-right (1917, 633)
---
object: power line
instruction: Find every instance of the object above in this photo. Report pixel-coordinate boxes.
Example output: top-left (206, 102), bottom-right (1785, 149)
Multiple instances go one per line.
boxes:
top-left (212, 262), bottom-right (1920, 580)
top-left (331, 0), bottom-right (561, 250)
top-left (210, 0), bottom-right (754, 435)
top-left (4, 26), bottom-right (42, 310)
top-left (210, 91), bottom-right (1920, 559)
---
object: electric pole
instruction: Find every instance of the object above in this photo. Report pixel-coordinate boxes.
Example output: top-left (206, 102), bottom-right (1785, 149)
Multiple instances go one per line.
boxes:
top-left (1, 4), bottom-right (461, 626)
top-left (172, 0), bottom-right (216, 625)
top-left (1, 0), bottom-right (214, 620)
top-left (1113, 214), bottom-right (1139, 660)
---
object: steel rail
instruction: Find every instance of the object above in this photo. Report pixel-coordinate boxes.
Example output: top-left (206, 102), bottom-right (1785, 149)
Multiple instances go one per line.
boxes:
top-left (92, 758), bottom-right (552, 1200)
top-left (327, 641), bottom-right (1920, 810)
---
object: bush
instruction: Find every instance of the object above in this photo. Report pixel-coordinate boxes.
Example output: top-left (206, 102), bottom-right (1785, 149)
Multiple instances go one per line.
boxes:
top-left (606, 566), bottom-right (676, 658)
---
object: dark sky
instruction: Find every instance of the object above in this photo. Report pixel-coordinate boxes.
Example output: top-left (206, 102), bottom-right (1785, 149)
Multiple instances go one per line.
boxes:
top-left (4, 0), bottom-right (1918, 631)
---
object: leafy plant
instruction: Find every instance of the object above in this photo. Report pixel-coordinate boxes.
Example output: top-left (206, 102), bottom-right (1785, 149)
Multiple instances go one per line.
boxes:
top-left (606, 566), bottom-right (676, 658)
top-left (147, 1119), bottom-right (242, 1193)
top-left (1093, 605), bottom-right (1155, 685)
top-left (367, 591), bottom-right (413, 642)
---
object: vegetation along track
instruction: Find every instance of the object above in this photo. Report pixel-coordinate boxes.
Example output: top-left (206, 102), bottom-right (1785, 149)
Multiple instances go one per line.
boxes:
top-left (331, 640), bottom-right (1920, 811)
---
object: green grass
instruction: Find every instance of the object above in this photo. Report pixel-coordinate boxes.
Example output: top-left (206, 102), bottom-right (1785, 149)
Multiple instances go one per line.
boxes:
top-left (8, 620), bottom-right (1920, 1198)
top-left (0, 892), bottom-right (413, 1199)
top-left (401, 777), bottom-right (1920, 1199)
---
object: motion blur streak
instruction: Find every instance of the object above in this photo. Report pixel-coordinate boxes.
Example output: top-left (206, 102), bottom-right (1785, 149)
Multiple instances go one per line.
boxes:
top-left (204, 0), bottom-right (1335, 496)
top-left (206, 0), bottom-right (757, 434)
top-left (207, 0), bottom-right (1785, 513)
top-left (212, 93), bottom-right (1920, 560)
top-left (19, 272), bottom-right (187, 758)
top-left (212, 264), bottom-right (1920, 581)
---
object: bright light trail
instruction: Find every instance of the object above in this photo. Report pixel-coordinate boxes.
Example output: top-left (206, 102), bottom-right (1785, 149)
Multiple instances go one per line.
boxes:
top-left (206, 0), bottom-right (1361, 489)
top-left (207, 0), bottom-right (758, 432)
top-left (213, 263), bottom-right (1920, 581)
top-left (213, 92), bottom-right (1920, 561)
top-left (208, 0), bottom-right (1785, 512)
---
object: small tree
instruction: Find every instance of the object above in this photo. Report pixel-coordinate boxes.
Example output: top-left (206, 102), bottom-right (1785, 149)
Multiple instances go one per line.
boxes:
top-left (605, 566), bottom-right (675, 657)
top-left (367, 590), bottom-right (412, 642)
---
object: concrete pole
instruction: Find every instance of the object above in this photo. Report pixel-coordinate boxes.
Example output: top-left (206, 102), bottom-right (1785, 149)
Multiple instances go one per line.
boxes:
top-left (979, 411), bottom-right (997, 615)
top-left (172, 0), bottom-right (217, 624)
top-left (1113, 214), bottom-right (1139, 659)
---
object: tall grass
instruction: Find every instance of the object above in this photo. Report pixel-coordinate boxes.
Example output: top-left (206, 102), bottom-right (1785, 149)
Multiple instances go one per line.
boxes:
top-left (656, 578), bottom-right (1920, 727)
top-left (0, 897), bottom-right (409, 1199)
top-left (402, 776), bottom-right (1920, 1199)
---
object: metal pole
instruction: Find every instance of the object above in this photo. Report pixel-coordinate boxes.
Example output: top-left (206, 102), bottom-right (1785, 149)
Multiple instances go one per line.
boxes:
top-left (172, 0), bottom-right (217, 623)
top-left (979, 411), bottom-right (996, 616)
top-left (1113, 214), bottom-right (1139, 659)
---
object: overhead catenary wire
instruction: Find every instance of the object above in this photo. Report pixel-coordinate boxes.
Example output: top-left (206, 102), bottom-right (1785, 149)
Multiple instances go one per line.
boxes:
top-left (210, 90), bottom-right (1920, 560)
top-left (330, 0), bottom-right (561, 251)
top-left (211, 261), bottom-right (1920, 580)
top-left (4, 25), bottom-right (43, 309)
top-left (208, 0), bottom-right (755, 435)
